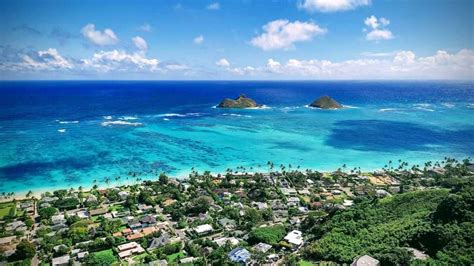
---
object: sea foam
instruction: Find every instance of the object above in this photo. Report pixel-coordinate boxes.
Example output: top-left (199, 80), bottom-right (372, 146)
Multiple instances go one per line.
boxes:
top-left (101, 120), bottom-right (143, 127)
top-left (58, 120), bottom-right (79, 124)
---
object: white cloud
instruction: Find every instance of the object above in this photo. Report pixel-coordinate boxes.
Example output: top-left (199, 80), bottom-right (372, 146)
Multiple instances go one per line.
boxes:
top-left (366, 29), bottom-right (393, 41)
top-left (299, 0), bottom-right (370, 12)
top-left (81, 24), bottom-right (118, 46)
top-left (138, 23), bottom-right (152, 32)
top-left (132, 36), bottom-right (148, 51)
top-left (216, 58), bottom-right (230, 67)
top-left (193, 35), bottom-right (204, 45)
top-left (22, 48), bottom-right (72, 69)
top-left (207, 2), bottom-right (220, 10)
top-left (81, 50), bottom-right (159, 72)
top-left (364, 15), bottom-right (393, 41)
top-left (222, 49), bottom-right (474, 79)
top-left (251, 20), bottom-right (327, 51)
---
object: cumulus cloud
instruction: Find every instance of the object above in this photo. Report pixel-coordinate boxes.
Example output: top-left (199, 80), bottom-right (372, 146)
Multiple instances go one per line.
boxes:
top-left (207, 2), bottom-right (220, 10)
top-left (216, 58), bottom-right (230, 67)
top-left (251, 20), bottom-right (327, 51)
top-left (193, 35), bottom-right (204, 45)
top-left (132, 36), bottom-right (148, 51)
top-left (81, 24), bottom-right (118, 46)
top-left (81, 50), bottom-right (159, 72)
top-left (299, 0), bottom-right (370, 12)
top-left (364, 15), bottom-right (393, 41)
top-left (222, 49), bottom-right (474, 79)
top-left (22, 48), bottom-right (72, 70)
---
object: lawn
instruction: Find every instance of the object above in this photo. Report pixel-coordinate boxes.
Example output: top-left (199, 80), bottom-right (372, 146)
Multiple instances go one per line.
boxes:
top-left (167, 251), bottom-right (184, 263)
top-left (299, 260), bottom-right (316, 266)
top-left (0, 202), bottom-right (15, 219)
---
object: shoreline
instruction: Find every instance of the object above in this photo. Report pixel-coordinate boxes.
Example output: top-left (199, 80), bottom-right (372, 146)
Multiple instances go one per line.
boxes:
top-left (0, 166), bottom-right (386, 202)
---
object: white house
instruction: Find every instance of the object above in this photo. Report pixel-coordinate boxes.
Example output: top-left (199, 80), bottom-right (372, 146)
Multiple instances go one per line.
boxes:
top-left (284, 230), bottom-right (304, 249)
top-left (194, 224), bottom-right (213, 235)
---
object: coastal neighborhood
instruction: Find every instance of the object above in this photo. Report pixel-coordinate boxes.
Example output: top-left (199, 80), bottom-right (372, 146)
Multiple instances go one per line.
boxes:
top-left (0, 158), bottom-right (473, 265)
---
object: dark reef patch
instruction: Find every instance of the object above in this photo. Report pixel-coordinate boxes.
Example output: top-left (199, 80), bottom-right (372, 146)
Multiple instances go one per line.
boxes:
top-left (325, 120), bottom-right (474, 152)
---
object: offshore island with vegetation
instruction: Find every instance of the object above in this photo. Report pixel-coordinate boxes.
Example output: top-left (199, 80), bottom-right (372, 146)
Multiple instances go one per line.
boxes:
top-left (1, 158), bottom-right (473, 265)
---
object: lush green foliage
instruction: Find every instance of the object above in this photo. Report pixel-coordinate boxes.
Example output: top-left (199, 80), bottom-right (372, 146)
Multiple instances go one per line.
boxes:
top-left (249, 224), bottom-right (286, 245)
top-left (11, 240), bottom-right (35, 261)
top-left (54, 197), bottom-right (80, 210)
top-left (38, 206), bottom-right (58, 220)
top-left (305, 179), bottom-right (474, 264)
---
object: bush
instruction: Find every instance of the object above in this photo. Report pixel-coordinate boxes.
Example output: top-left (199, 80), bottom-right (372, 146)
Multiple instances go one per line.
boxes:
top-left (38, 207), bottom-right (58, 220)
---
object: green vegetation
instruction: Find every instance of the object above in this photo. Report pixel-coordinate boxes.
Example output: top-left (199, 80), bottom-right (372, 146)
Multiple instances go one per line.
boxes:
top-left (304, 178), bottom-right (474, 265)
top-left (0, 202), bottom-right (15, 219)
top-left (249, 224), bottom-right (286, 245)
top-left (10, 240), bottom-right (35, 261)
top-left (84, 249), bottom-right (117, 265)
top-left (166, 251), bottom-right (184, 263)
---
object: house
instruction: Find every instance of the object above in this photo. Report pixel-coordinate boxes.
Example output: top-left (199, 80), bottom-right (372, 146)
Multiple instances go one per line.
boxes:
top-left (148, 232), bottom-right (172, 250)
top-left (52, 255), bottom-right (70, 266)
top-left (86, 194), bottom-right (97, 204)
top-left (343, 200), bottom-right (354, 207)
top-left (138, 204), bottom-right (153, 213)
top-left (51, 214), bottom-right (66, 225)
top-left (297, 189), bottom-right (310, 195)
top-left (351, 255), bottom-right (380, 266)
top-left (179, 257), bottom-right (198, 264)
top-left (298, 206), bottom-right (309, 213)
top-left (284, 230), bottom-right (304, 250)
top-left (0, 236), bottom-right (16, 246)
top-left (194, 224), bottom-right (213, 235)
top-left (77, 251), bottom-right (89, 260)
top-left (117, 242), bottom-right (145, 259)
top-left (140, 215), bottom-right (157, 226)
top-left (218, 218), bottom-right (236, 229)
top-left (89, 207), bottom-right (108, 216)
top-left (122, 228), bottom-right (132, 236)
top-left (75, 210), bottom-right (90, 219)
top-left (287, 197), bottom-right (300, 207)
top-left (9, 221), bottom-right (26, 231)
top-left (253, 242), bottom-right (272, 253)
top-left (376, 189), bottom-right (391, 197)
top-left (128, 218), bottom-right (143, 229)
top-left (142, 226), bottom-right (159, 236)
top-left (253, 202), bottom-right (268, 210)
top-left (149, 259), bottom-right (168, 266)
top-left (214, 237), bottom-right (240, 247)
top-left (162, 198), bottom-right (176, 207)
top-left (127, 232), bottom-right (144, 241)
top-left (118, 191), bottom-right (129, 200)
top-left (280, 188), bottom-right (297, 196)
top-left (228, 247), bottom-right (251, 264)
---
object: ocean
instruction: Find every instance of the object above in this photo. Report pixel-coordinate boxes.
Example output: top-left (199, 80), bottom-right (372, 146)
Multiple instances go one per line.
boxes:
top-left (1, 80), bottom-right (473, 194)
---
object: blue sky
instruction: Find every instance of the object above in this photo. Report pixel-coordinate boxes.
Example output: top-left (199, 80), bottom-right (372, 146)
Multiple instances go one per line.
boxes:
top-left (0, 0), bottom-right (472, 79)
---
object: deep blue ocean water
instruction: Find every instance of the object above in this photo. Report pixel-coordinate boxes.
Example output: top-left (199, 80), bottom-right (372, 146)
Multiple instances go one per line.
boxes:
top-left (1, 81), bottom-right (473, 194)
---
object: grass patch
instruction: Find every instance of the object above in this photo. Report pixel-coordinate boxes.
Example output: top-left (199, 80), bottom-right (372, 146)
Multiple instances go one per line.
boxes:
top-left (167, 251), bottom-right (184, 263)
top-left (299, 260), bottom-right (316, 266)
top-left (0, 202), bottom-right (15, 219)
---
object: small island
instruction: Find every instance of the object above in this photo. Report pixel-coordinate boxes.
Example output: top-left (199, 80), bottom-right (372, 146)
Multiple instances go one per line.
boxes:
top-left (309, 96), bottom-right (343, 109)
top-left (217, 94), bottom-right (261, 109)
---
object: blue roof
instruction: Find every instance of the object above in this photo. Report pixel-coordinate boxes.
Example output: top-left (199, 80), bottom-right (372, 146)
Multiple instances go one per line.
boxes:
top-left (228, 247), bottom-right (251, 263)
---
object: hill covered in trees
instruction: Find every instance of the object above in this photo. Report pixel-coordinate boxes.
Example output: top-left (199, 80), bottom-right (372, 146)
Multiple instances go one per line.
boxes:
top-left (303, 177), bottom-right (473, 265)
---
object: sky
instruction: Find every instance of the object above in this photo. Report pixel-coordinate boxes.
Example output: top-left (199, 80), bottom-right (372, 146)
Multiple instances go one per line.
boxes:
top-left (0, 0), bottom-right (473, 80)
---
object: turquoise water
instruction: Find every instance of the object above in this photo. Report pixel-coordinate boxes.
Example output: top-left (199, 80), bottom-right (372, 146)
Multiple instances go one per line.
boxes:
top-left (1, 81), bottom-right (473, 193)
